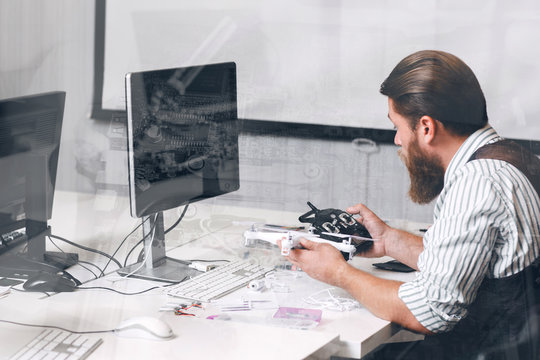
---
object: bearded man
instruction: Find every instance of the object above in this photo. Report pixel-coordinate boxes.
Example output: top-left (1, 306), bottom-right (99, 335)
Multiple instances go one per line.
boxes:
top-left (285, 50), bottom-right (540, 359)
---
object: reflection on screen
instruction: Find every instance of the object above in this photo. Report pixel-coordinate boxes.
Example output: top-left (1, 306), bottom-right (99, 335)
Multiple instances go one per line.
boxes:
top-left (125, 62), bottom-right (240, 217)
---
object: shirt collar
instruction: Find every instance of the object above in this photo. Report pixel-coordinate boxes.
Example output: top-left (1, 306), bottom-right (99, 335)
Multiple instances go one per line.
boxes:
top-left (444, 124), bottom-right (501, 184)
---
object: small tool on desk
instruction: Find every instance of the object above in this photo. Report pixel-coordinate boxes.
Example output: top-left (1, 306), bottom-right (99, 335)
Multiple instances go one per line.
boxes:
top-left (218, 300), bottom-right (277, 312)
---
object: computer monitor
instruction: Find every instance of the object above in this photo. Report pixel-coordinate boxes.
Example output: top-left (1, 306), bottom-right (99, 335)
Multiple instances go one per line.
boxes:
top-left (121, 62), bottom-right (240, 282)
top-left (0, 91), bottom-right (78, 278)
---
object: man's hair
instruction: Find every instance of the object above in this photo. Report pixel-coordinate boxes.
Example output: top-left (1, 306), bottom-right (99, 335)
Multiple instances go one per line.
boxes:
top-left (380, 50), bottom-right (488, 136)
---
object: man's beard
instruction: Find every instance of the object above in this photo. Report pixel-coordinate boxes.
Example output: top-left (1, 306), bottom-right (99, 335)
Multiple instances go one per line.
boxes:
top-left (398, 139), bottom-right (445, 204)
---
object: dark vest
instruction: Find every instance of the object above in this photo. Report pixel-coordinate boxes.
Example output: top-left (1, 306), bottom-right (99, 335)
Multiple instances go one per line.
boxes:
top-left (418, 140), bottom-right (540, 359)
top-left (469, 139), bottom-right (540, 196)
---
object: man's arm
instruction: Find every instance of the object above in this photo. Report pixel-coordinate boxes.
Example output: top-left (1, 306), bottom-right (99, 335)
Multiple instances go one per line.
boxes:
top-left (338, 259), bottom-right (430, 334)
top-left (286, 239), bottom-right (432, 334)
top-left (379, 227), bottom-right (424, 270)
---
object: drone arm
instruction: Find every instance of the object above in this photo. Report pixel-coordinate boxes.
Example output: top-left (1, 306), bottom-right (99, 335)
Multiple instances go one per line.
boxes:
top-left (243, 231), bottom-right (285, 245)
top-left (243, 230), bottom-right (300, 255)
top-left (243, 230), bottom-right (345, 257)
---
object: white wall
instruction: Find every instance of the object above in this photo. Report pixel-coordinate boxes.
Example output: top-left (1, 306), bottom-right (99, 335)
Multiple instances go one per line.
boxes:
top-left (101, 0), bottom-right (540, 141)
top-left (0, 0), bottom-right (96, 192)
top-left (0, 0), bottom-right (434, 225)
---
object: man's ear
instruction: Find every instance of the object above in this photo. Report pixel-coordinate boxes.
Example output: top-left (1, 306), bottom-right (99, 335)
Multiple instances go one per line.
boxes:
top-left (417, 115), bottom-right (436, 145)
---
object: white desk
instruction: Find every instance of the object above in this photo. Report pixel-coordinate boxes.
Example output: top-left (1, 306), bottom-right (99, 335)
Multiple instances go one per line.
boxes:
top-left (0, 191), bottom-right (423, 359)
top-left (0, 289), bottom-right (339, 360)
top-left (167, 231), bottom-right (419, 358)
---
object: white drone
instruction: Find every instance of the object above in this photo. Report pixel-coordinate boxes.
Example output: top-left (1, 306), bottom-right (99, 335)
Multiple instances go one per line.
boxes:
top-left (243, 225), bottom-right (374, 261)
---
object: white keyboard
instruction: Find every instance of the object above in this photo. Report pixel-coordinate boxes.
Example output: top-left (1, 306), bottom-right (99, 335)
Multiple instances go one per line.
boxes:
top-left (9, 328), bottom-right (102, 360)
top-left (166, 260), bottom-right (272, 302)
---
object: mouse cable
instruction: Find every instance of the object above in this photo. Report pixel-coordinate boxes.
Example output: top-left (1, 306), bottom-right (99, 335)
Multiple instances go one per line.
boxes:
top-left (126, 205), bottom-right (190, 267)
top-left (10, 287), bottom-right (51, 297)
top-left (77, 276), bottom-right (187, 296)
top-left (58, 269), bottom-right (82, 286)
top-left (29, 237), bottom-right (98, 283)
top-left (48, 236), bottom-right (101, 279)
top-left (100, 216), bottom-right (152, 276)
top-left (77, 260), bottom-right (101, 279)
top-left (49, 234), bottom-right (121, 270)
top-left (0, 319), bottom-right (114, 334)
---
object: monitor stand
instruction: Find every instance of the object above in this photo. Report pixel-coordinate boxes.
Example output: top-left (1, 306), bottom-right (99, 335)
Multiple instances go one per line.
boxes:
top-left (117, 211), bottom-right (200, 282)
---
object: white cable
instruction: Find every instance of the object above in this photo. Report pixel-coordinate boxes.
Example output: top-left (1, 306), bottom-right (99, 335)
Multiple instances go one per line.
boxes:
top-left (264, 270), bottom-right (300, 293)
top-left (303, 288), bottom-right (360, 312)
top-left (109, 214), bottom-right (158, 285)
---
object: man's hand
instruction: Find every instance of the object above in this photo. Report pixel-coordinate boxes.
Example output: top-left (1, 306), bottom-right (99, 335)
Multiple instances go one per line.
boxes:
top-left (278, 231), bottom-right (429, 334)
top-left (348, 203), bottom-right (423, 270)
top-left (347, 203), bottom-right (390, 258)
top-left (284, 238), bottom-right (349, 287)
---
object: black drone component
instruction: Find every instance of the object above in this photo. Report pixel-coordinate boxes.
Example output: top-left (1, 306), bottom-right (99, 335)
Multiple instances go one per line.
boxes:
top-left (298, 202), bottom-right (373, 256)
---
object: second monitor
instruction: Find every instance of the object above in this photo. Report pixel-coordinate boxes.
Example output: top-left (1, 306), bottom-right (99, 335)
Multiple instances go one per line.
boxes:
top-left (122, 62), bottom-right (239, 282)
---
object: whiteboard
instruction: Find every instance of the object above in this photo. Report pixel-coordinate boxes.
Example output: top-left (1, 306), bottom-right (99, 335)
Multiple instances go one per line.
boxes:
top-left (98, 0), bottom-right (540, 141)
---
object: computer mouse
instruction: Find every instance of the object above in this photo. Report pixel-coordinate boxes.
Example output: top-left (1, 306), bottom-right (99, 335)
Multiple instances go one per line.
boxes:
top-left (114, 316), bottom-right (174, 341)
top-left (23, 272), bottom-right (78, 292)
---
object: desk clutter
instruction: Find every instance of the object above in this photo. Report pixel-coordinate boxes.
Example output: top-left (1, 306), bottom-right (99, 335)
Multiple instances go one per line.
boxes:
top-left (157, 264), bottom-right (361, 333)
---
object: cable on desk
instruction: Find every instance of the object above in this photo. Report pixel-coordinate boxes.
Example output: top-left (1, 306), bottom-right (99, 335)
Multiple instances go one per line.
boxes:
top-left (0, 319), bottom-right (114, 334)
top-left (120, 217), bottom-right (157, 268)
top-left (77, 276), bottom-right (187, 296)
top-left (174, 302), bottom-right (202, 316)
top-left (164, 204), bottom-right (189, 235)
top-left (49, 234), bottom-right (122, 270)
top-left (174, 311), bottom-right (195, 316)
top-left (125, 205), bottom-right (189, 267)
top-left (77, 286), bottom-right (162, 296)
top-left (303, 287), bottom-right (360, 311)
top-left (71, 261), bottom-right (97, 280)
top-left (124, 238), bottom-right (145, 267)
top-left (101, 217), bottom-right (151, 276)
top-left (120, 214), bottom-right (158, 279)
top-left (77, 260), bottom-right (101, 279)
top-left (48, 236), bottom-right (101, 279)
top-left (11, 287), bottom-right (51, 297)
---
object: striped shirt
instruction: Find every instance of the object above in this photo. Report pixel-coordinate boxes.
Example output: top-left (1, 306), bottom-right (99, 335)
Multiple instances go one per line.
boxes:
top-left (398, 124), bottom-right (540, 333)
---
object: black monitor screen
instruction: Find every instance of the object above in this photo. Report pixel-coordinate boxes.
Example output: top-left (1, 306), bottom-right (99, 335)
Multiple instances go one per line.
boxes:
top-left (0, 92), bottom-right (65, 235)
top-left (125, 62), bottom-right (240, 218)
